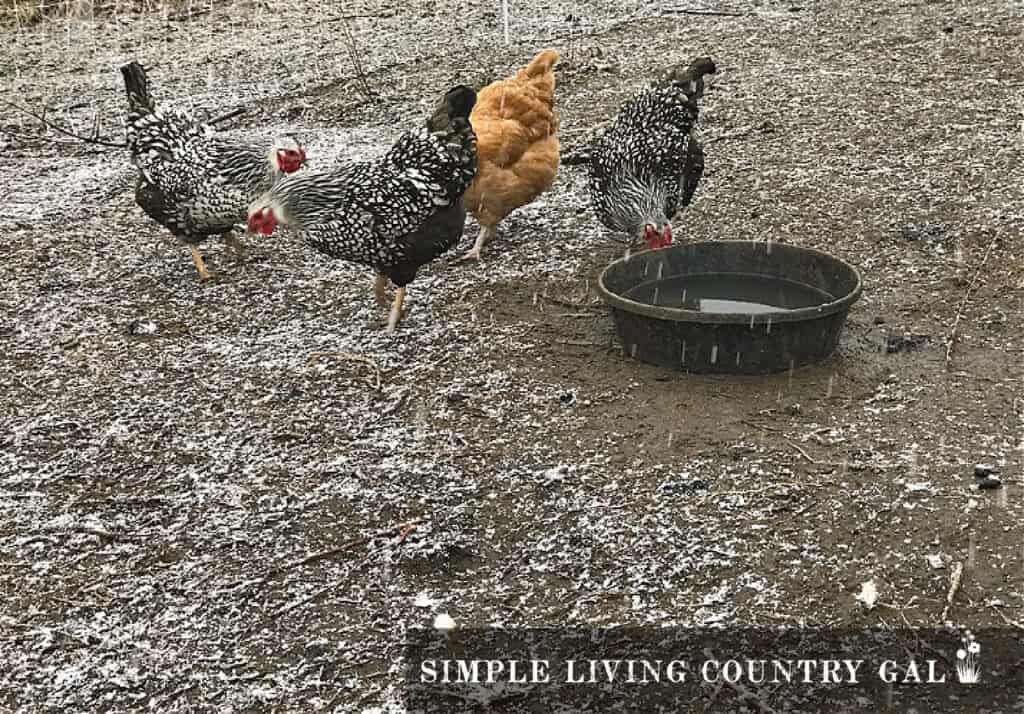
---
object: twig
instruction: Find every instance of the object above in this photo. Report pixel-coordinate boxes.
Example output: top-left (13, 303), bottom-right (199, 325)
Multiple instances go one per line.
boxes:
top-left (555, 340), bottom-right (605, 347)
top-left (271, 584), bottom-right (333, 619)
top-left (661, 7), bottom-right (753, 17)
top-left (945, 234), bottom-right (998, 369)
top-left (939, 561), bottom-right (964, 623)
top-left (702, 648), bottom-right (777, 713)
top-left (992, 606), bottom-right (1024, 631)
top-left (340, 17), bottom-right (376, 100)
top-left (740, 419), bottom-right (782, 433)
top-left (0, 100), bottom-right (126, 148)
top-left (279, 518), bottom-right (425, 574)
top-left (786, 440), bottom-right (819, 464)
top-left (555, 312), bottom-right (602, 319)
top-left (207, 107), bottom-right (246, 125)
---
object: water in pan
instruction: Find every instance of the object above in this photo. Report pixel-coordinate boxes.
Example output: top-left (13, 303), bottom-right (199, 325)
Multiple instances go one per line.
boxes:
top-left (624, 273), bottom-right (834, 314)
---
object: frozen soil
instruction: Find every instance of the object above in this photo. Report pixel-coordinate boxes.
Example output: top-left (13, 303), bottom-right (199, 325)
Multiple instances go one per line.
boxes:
top-left (2, 0), bottom-right (1024, 710)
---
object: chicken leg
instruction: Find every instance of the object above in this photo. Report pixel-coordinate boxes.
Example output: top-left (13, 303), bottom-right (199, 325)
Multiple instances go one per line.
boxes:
top-left (374, 274), bottom-right (390, 307)
top-left (222, 231), bottom-right (247, 260)
top-left (189, 245), bottom-right (214, 280)
top-left (460, 225), bottom-right (494, 262)
top-left (386, 287), bottom-right (406, 332)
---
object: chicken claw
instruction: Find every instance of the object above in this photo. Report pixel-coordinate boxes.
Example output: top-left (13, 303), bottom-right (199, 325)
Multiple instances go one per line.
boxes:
top-left (386, 287), bottom-right (406, 332)
top-left (374, 274), bottom-right (390, 307)
top-left (189, 245), bottom-right (215, 280)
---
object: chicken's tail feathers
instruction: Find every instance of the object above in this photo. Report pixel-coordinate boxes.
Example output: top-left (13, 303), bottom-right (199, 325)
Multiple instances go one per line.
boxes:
top-left (120, 61), bottom-right (155, 115)
top-left (522, 49), bottom-right (560, 78)
top-left (657, 55), bottom-right (717, 101)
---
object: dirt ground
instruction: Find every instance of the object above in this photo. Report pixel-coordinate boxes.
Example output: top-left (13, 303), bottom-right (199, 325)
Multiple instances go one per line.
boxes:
top-left (1, 0), bottom-right (1023, 710)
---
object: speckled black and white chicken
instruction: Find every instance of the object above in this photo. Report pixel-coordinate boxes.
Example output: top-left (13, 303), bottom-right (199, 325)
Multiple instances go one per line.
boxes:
top-left (588, 56), bottom-right (716, 250)
top-left (247, 85), bottom-right (478, 332)
top-left (121, 61), bottom-right (306, 280)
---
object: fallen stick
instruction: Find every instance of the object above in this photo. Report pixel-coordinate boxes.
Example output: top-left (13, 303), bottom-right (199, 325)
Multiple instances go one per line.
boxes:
top-left (207, 107), bottom-right (246, 125)
top-left (662, 7), bottom-right (753, 17)
top-left (992, 607), bottom-right (1024, 631)
top-left (2, 101), bottom-right (247, 150)
top-left (939, 561), bottom-right (964, 623)
top-left (1, 100), bottom-right (126, 148)
top-left (945, 234), bottom-right (998, 369)
top-left (786, 440), bottom-right (819, 464)
top-left (280, 518), bottom-right (425, 574)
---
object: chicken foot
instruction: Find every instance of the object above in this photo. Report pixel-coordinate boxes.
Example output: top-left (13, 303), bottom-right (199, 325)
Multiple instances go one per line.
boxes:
top-left (386, 287), bottom-right (406, 332)
top-left (188, 245), bottom-right (214, 280)
top-left (460, 225), bottom-right (494, 262)
top-left (374, 274), bottom-right (390, 307)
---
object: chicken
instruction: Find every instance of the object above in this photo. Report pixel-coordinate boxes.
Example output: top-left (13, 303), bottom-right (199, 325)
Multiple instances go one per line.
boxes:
top-left (588, 56), bottom-right (716, 250)
top-left (121, 61), bottom-right (306, 280)
top-left (246, 85), bottom-right (478, 332)
top-left (460, 49), bottom-right (560, 261)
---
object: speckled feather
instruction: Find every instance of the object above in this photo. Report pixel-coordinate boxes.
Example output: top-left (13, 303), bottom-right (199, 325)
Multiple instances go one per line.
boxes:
top-left (588, 57), bottom-right (716, 236)
top-left (122, 62), bottom-right (286, 244)
top-left (260, 91), bottom-right (477, 287)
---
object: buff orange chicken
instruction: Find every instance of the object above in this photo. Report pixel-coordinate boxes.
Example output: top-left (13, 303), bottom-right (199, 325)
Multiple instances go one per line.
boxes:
top-left (460, 49), bottom-right (560, 261)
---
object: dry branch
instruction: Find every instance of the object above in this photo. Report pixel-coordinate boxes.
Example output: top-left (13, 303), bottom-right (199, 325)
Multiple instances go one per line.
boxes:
top-left (340, 17), bottom-right (376, 100)
top-left (1, 100), bottom-right (246, 150)
top-left (279, 518), bottom-right (424, 575)
top-left (661, 7), bottom-right (753, 17)
top-left (945, 234), bottom-right (998, 369)
top-left (939, 561), bottom-right (964, 623)
top-left (1, 100), bottom-right (126, 148)
top-left (207, 107), bottom-right (247, 125)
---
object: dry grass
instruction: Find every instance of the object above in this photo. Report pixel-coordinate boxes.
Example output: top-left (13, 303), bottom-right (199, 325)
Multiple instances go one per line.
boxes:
top-left (0, 0), bottom-right (195, 26)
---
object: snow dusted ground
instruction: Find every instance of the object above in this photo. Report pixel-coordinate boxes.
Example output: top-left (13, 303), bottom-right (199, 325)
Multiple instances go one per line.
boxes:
top-left (1, 0), bottom-right (1024, 710)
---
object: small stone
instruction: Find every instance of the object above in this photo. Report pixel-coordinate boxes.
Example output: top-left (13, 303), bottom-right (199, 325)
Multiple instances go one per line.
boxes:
top-left (978, 476), bottom-right (1002, 490)
top-left (926, 554), bottom-right (945, 570)
top-left (974, 464), bottom-right (997, 478)
top-left (873, 316), bottom-right (886, 325)
top-left (433, 613), bottom-right (456, 631)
